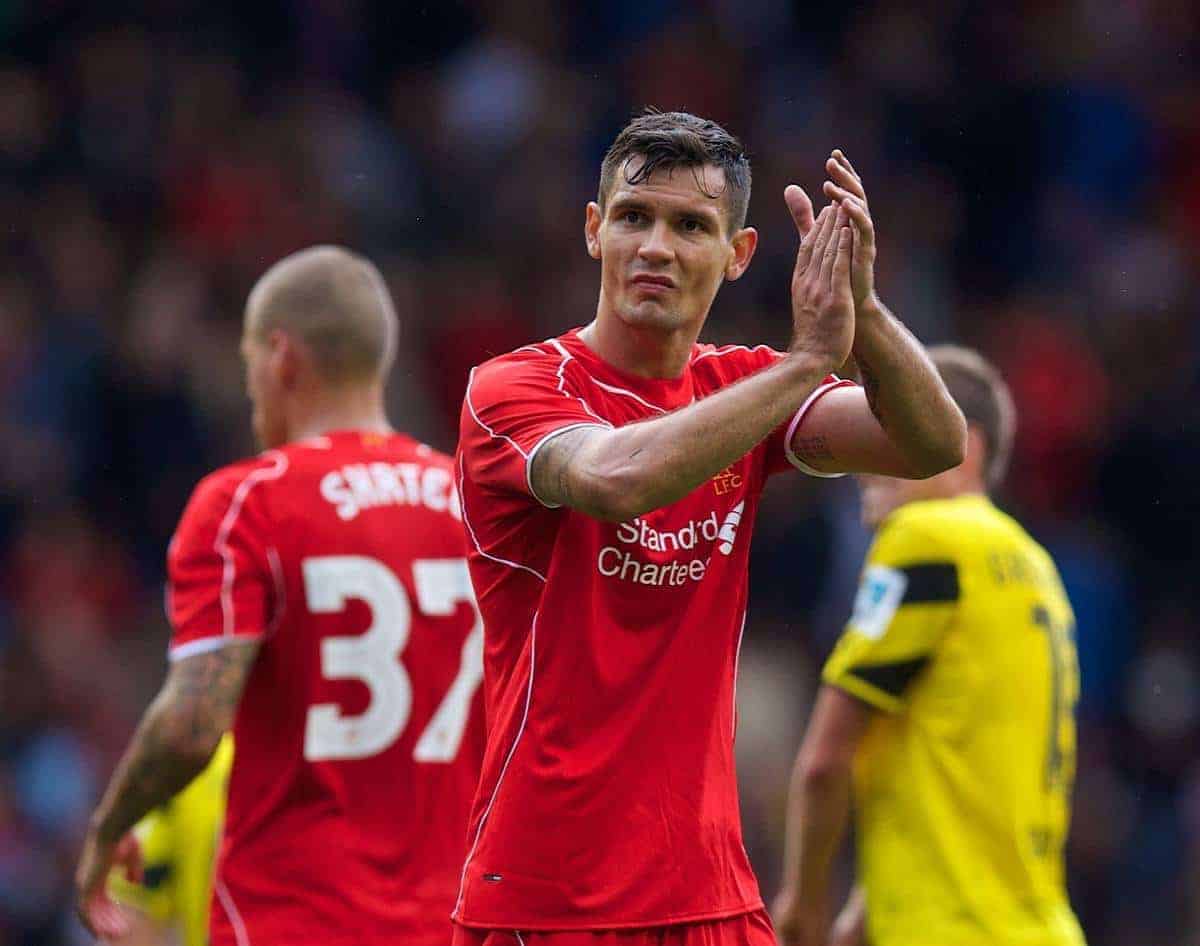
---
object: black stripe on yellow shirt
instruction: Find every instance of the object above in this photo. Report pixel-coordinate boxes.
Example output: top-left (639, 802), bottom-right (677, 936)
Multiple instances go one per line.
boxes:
top-left (142, 863), bottom-right (171, 890)
top-left (899, 563), bottom-right (959, 604)
top-left (846, 656), bottom-right (931, 698)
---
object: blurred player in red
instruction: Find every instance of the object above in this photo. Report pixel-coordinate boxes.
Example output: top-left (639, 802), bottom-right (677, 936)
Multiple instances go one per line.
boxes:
top-left (76, 246), bottom-right (486, 945)
top-left (453, 111), bottom-right (967, 946)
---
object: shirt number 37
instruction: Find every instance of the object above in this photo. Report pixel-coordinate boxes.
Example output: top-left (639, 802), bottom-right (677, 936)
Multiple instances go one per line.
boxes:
top-left (301, 556), bottom-right (484, 764)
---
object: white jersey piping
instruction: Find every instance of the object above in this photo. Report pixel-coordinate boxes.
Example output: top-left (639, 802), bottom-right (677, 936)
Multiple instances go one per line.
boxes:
top-left (546, 337), bottom-right (612, 422)
top-left (215, 451), bottom-right (290, 639)
top-left (586, 376), bottom-right (670, 414)
top-left (465, 366), bottom-right (530, 460)
top-left (690, 343), bottom-right (777, 364)
top-left (458, 454), bottom-right (548, 583)
top-left (214, 878), bottom-right (251, 946)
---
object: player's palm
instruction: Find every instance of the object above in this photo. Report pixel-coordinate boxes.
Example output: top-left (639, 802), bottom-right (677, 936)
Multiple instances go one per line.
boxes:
top-left (785, 188), bottom-right (855, 370)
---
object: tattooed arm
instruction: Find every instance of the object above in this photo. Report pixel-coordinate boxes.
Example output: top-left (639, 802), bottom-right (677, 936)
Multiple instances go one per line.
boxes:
top-left (76, 640), bottom-right (259, 939)
top-left (528, 350), bottom-right (838, 521)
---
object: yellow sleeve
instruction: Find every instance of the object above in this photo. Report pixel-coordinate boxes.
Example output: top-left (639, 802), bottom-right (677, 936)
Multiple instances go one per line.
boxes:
top-left (107, 808), bottom-right (175, 923)
top-left (823, 516), bottom-right (960, 713)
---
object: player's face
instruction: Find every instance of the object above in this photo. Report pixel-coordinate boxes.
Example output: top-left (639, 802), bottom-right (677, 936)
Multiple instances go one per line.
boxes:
top-left (586, 162), bottom-right (756, 336)
top-left (241, 331), bottom-right (288, 449)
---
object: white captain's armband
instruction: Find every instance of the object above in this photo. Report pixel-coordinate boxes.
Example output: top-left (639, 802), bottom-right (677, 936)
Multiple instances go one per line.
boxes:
top-left (848, 564), bottom-right (908, 640)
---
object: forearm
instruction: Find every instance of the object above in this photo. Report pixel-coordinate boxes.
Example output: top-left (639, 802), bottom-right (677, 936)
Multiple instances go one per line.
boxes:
top-left (780, 759), bottom-right (854, 910)
top-left (564, 352), bottom-right (832, 519)
top-left (853, 297), bottom-right (965, 473)
top-left (830, 886), bottom-right (867, 946)
top-left (89, 693), bottom-right (216, 844)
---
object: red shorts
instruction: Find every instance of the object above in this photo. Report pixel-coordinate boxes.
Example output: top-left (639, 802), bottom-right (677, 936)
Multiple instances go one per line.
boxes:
top-left (451, 910), bottom-right (776, 946)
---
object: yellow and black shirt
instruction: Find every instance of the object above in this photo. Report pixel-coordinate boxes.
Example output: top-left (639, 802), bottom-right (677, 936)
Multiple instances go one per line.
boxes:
top-left (823, 495), bottom-right (1086, 946)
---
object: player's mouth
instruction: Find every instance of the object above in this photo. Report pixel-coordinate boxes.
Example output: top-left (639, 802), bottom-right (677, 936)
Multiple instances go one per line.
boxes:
top-left (630, 274), bottom-right (676, 293)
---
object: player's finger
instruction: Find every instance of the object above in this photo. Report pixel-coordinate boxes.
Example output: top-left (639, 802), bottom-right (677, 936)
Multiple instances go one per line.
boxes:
top-left (795, 205), bottom-right (830, 274)
top-left (822, 181), bottom-right (872, 212)
top-left (806, 204), bottom-right (838, 279)
top-left (832, 149), bottom-right (863, 184)
top-left (833, 224), bottom-right (853, 290)
top-left (784, 185), bottom-right (815, 238)
top-left (820, 204), bottom-right (849, 287)
top-left (838, 195), bottom-right (875, 248)
top-left (826, 155), bottom-right (866, 202)
top-left (116, 833), bottom-right (144, 884)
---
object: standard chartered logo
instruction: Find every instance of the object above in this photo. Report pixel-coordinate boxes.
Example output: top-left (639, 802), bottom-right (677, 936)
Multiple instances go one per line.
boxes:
top-left (717, 502), bottom-right (744, 555)
top-left (597, 503), bottom-right (744, 587)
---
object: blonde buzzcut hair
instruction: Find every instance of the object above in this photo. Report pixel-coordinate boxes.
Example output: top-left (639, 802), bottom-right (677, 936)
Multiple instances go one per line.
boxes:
top-left (928, 345), bottom-right (1017, 489)
top-left (246, 245), bottom-right (397, 384)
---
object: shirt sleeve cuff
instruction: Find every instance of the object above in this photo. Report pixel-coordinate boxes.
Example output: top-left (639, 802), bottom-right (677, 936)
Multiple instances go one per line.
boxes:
top-left (783, 377), bottom-right (858, 477)
top-left (822, 672), bottom-right (904, 715)
top-left (524, 422), bottom-right (613, 508)
top-left (168, 633), bottom-right (261, 662)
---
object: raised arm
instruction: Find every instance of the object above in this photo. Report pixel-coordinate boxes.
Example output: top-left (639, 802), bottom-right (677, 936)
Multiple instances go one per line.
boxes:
top-left (532, 203), bottom-right (856, 521)
top-left (791, 151), bottom-right (966, 478)
top-left (76, 641), bottom-right (258, 939)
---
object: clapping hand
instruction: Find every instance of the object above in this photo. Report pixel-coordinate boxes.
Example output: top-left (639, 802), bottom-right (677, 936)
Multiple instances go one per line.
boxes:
top-left (785, 186), bottom-right (855, 370)
top-left (822, 150), bottom-right (878, 313)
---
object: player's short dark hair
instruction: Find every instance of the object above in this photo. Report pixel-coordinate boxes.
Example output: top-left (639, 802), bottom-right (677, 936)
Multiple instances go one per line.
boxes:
top-left (247, 245), bottom-right (397, 384)
top-left (929, 345), bottom-right (1016, 489)
top-left (598, 110), bottom-right (752, 232)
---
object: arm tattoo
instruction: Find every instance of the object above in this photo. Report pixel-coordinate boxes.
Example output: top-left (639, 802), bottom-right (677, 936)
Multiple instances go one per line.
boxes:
top-left (92, 640), bottom-right (259, 843)
top-left (530, 427), bottom-right (598, 508)
top-left (794, 434), bottom-right (835, 463)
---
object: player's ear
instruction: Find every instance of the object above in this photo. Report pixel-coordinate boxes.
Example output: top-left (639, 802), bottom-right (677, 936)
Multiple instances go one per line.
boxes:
top-left (724, 226), bottom-right (758, 281)
top-left (268, 330), bottom-right (300, 389)
top-left (585, 202), bottom-right (602, 260)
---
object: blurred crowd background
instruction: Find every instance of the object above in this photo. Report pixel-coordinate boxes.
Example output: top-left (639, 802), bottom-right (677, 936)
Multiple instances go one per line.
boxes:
top-left (1, 1), bottom-right (1197, 944)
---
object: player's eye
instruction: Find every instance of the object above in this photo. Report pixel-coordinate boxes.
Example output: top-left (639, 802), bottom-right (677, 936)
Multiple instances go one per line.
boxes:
top-left (681, 218), bottom-right (706, 233)
top-left (621, 210), bottom-right (644, 225)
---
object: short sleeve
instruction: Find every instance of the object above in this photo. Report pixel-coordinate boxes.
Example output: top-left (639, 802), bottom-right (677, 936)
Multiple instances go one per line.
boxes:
top-left (460, 351), bottom-right (612, 506)
top-left (772, 375), bottom-right (858, 477)
top-left (167, 459), bottom-right (282, 661)
top-left (822, 518), bottom-right (960, 713)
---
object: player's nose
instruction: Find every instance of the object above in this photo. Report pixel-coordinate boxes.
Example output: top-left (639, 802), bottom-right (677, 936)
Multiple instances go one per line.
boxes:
top-left (637, 221), bottom-right (675, 264)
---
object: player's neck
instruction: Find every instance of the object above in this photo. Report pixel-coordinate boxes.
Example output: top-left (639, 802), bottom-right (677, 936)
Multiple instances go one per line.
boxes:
top-left (286, 387), bottom-right (394, 443)
top-left (579, 311), bottom-right (698, 379)
top-left (923, 468), bottom-right (988, 502)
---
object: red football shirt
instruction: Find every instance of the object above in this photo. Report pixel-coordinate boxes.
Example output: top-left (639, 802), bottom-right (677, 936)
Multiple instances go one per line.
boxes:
top-left (454, 329), bottom-right (852, 930)
top-left (167, 431), bottom-right (486, 946)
